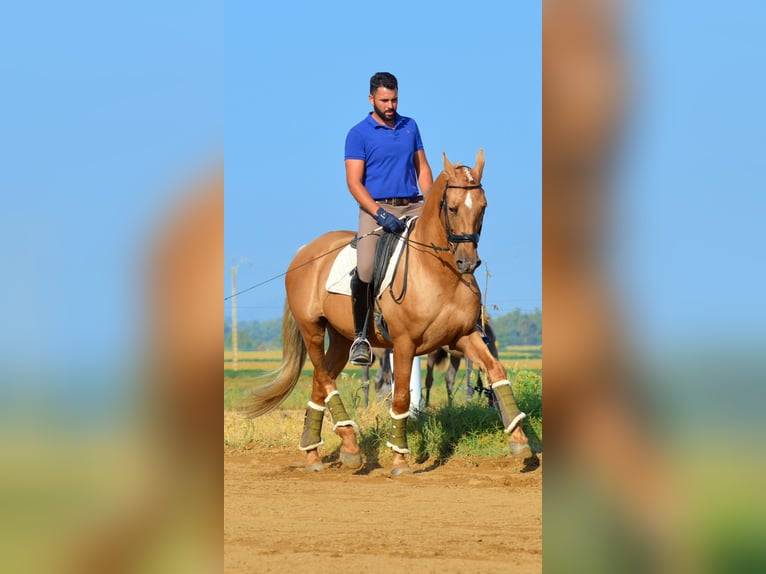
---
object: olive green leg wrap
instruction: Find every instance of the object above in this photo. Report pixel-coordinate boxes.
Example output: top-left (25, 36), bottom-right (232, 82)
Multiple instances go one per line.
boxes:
top-left (492, 380), bottom-right (527, 433)
top-left (324, 391), bottom-right (360, 433)
top-left (298, 402), bottom-right (325, 451)
top-left (386, 409), bottom-right (410, 454)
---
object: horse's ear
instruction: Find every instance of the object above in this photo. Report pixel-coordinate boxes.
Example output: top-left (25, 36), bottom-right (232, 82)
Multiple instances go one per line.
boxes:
top-left (442, 152), bottom-right (457, 181)
top-left (472, 148), bottom-right (485, 182)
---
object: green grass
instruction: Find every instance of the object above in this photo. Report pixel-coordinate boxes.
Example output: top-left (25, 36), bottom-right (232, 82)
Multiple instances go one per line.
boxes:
top-left (501, 347), bottom-right (542, 360)
top-left (225, 354), bottom-right (542, 462)
top-left (223, 369), bottom-right (317, 411)
top-left (409, 401), bottom-right (509, 461)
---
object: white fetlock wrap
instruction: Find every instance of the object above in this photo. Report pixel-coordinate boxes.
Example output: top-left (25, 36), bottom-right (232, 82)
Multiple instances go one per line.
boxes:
top-left (492, 379), bottom-right (527, 433)
top-left (491, 380), bottom-right (513, 389)
top-left (298, 444), bottom-right (324, 452)
top-left (324, 390), bottom-right (360, 433)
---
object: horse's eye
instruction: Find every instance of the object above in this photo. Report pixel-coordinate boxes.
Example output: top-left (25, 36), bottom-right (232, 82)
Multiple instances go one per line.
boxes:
top-left (448, 206), bottom-right (458, 214)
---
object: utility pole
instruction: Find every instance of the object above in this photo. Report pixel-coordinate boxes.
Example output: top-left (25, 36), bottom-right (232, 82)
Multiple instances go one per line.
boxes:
top-left (231, 266), bottom-right (238, 372)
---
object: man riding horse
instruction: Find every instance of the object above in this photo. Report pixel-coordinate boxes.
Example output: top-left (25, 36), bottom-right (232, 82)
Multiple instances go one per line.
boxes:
top-left (344, 71), bottom-right (433, 365)
top-left (247, 73), bottom-right (531, 475)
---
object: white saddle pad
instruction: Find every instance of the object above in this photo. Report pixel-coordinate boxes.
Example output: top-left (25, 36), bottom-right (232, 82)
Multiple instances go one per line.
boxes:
top-left (325, 217), bottom-right (417, 298)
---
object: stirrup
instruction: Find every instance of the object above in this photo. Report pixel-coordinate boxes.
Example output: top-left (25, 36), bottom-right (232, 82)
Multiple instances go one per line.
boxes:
top-left (349, 337), bottom-right (372, 366)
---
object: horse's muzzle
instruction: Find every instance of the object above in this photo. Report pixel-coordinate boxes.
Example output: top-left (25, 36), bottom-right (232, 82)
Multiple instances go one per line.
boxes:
top-left (456, 257), bottom-right (482, 274)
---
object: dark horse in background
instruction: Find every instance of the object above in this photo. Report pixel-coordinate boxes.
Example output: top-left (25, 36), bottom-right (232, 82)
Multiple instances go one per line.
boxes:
top-left (361, 317), bottom-right (499, 408)
top-left (424, 317), bottom-right (499, 407)
top-left (247, 150), bottom-right (530, 474)
top-left (359, 348), bottom-right (393, 405)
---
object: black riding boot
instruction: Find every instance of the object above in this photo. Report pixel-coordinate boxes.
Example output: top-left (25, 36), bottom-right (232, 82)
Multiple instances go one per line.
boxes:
top-left (349, 272), bottom-right (373, 366)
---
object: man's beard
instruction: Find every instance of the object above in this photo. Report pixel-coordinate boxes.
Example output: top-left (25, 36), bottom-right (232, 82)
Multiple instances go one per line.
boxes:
top-left (374, 105), bottom-right (396, 123)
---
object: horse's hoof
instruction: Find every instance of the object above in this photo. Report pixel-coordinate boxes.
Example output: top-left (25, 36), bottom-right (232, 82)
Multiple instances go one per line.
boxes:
top-left (305, 462), bottom-right (324, 472)
top-left (509, 442), bottom-right (533, 458)
top-left (391, 465), bottom-right (412, 476)
top-left (340, 451), bottom-right (363, 470)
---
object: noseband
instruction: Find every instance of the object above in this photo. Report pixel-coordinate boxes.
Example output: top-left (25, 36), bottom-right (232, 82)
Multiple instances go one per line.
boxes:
top-left (440, 183), bottom-right (483, 247)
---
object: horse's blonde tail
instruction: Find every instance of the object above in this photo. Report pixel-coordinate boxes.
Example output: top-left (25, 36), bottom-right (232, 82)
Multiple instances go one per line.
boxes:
top-left (247, 300), bottom-right (307, 417)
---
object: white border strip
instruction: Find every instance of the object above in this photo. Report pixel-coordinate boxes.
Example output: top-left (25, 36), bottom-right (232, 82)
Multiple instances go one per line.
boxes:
top-left (504, 412), bottom-right (527, 434)
top-left (386, 441), bottom-right (410, 454)
top-left (389, 409), bottom-right (409, 420)
top-left (298, 439), bottom-right (324, 451)
top-left (332, 420), bottom-right (360, 433)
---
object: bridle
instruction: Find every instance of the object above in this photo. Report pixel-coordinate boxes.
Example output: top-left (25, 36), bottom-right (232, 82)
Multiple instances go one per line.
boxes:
top-left (383, 169), bottom-right (485, 302)
top-left (439, 182), bottom-right (484, 248)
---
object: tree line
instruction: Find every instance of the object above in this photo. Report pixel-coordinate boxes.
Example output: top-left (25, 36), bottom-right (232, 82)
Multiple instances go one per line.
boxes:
top-left (490, 307), bottom-right (542, 347)
top-left (224, 307), bottom-right (541, 351)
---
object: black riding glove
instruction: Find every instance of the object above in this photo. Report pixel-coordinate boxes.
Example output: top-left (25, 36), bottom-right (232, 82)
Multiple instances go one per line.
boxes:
top-left (373, 207), bottom-right (406, 234)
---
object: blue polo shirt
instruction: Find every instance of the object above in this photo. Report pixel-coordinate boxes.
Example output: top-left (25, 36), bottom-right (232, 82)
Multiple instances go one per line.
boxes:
top-left (344, 112), bottom-right (424, 200)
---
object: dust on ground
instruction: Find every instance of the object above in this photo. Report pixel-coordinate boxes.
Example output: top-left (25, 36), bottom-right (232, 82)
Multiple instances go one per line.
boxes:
top-left (224, 448), bottom-right (541, 573)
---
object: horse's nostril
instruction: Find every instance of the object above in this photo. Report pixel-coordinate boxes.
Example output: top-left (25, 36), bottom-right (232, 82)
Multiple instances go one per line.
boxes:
top-left (456, 258), bottom-right (480, 274)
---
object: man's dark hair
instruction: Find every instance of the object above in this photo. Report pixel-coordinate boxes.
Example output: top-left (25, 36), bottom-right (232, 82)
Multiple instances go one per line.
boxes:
top-left (370, 72), bottom-right (398, 94)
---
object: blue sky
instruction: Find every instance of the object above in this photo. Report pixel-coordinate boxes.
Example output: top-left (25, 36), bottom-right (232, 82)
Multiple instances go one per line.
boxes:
top-left (2, 1), bottom-right (764, 375)
top-left (616, 1), bottom-right (766, 350)
top-left (224, 2), bottom-right (542, 322)
top-left (1, 2), bottom-right (222, 373)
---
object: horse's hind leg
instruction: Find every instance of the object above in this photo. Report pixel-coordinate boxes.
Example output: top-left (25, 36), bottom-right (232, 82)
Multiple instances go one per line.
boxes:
top-left (299, 322), bottom-right (361, 471)
top-left (323, 326), bottom-right (362, 469)
top-left (298, 321), bottom-right (331, 471)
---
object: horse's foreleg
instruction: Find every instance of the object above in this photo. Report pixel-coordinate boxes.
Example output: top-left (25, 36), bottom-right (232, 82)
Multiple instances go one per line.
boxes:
top-left (465, 358), bottom-right (475, 398)
top-left (388, 347), bottom-right (415, 475)
top-left (361, 365), bottom-right (370, 407)
top-left (445, 354), bottom-right (461, 403)
top-left (455, 331), bottom-right (532, 458)
top-left (374, 350), bottom-right (390, 398)
top-left (424, 354), bottom-right (436, 408)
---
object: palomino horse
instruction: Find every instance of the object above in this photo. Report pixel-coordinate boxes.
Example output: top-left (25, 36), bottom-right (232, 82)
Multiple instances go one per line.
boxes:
top-left (248, 150), bottom-right (530, 474)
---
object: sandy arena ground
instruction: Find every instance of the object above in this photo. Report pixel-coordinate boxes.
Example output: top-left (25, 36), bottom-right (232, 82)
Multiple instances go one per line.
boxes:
top-left (224, 449), bottom-right (541, 573)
